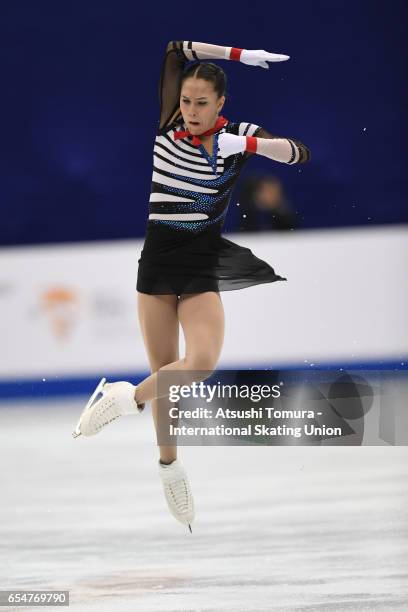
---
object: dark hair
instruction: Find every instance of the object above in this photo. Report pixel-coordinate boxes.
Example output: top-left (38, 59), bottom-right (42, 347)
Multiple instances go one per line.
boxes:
top-left (181, 62), bottom-right (227, 99)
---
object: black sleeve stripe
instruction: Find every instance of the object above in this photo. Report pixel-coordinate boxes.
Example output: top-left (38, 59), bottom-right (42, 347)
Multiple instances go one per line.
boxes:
top-left (187, 41), bottom-right (199, 61)
top-left (286, 139), bottom-right (296, 164)
top-left (173, 41), bottom-right (189, 61)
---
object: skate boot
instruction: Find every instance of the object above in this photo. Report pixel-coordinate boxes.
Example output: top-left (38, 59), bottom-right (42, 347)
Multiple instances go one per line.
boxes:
top-left (72, 377), bottom-right (145, 438)
top-left (158, 458), bottom-right (195, 533)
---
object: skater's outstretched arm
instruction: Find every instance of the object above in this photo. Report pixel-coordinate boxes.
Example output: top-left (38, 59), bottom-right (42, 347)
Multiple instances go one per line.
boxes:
top-left (218, 128), bottom-right (311, 164)
top-left (158, 41), bottom-right (289, 130)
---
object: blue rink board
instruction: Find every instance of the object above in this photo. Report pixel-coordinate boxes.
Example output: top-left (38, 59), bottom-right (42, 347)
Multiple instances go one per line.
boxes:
top-left (0, 359), bottom-right (407, 400)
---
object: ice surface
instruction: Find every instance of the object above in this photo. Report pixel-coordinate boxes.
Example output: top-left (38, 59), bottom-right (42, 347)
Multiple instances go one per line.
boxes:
top-left (0, 399), bottom-right (407, 611)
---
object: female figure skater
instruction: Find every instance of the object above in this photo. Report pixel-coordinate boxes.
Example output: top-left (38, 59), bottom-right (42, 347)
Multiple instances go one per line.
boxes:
top-left (72, 41), bottom-right (310, 533)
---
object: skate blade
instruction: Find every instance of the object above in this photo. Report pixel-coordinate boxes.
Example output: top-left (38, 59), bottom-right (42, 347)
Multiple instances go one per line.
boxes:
top-left (72, 377), bottom-right (107, 438)
top-left (188, 523), bottom-right (192, 533)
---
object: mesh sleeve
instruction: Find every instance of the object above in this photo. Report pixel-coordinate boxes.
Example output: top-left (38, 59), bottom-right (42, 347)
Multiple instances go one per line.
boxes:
top-left (158, 41), bottom-right (189, 131)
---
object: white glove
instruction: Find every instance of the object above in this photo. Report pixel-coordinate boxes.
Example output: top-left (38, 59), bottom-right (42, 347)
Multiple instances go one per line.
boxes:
top-left (240, 49), bottom-right (290, 69)
top-left (218, 133), bottom-right (247, 158)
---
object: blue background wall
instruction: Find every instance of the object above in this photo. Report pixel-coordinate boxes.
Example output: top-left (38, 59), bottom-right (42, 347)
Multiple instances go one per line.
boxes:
top-left (1, 0), bottom-right (406, 245)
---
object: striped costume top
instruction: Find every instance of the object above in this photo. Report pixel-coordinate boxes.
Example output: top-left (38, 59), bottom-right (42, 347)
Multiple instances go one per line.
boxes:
top-left (149, 119), bottom-right (265, 233)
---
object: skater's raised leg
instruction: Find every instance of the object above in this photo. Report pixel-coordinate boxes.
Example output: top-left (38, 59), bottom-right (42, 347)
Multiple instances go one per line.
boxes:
top-left (72, 291), bottom-right (224, 442)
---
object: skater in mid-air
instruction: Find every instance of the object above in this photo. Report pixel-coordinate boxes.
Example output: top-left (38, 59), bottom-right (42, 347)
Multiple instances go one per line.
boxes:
top-left (72, 40), bottom-right (311, 533)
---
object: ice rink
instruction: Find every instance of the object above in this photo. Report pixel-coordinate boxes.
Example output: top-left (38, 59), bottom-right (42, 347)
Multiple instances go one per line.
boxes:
top-left (1, 398), bottom-right (407, 611)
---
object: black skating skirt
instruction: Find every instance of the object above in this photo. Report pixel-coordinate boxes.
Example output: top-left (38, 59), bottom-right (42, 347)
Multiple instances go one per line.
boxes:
top-left (136, 221), bottom-right (287, 297)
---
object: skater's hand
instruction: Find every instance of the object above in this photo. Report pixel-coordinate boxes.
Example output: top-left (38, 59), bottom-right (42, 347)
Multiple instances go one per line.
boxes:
top-left (218, 133), bottom-right (247, 158)
top-left (240, 49), bottom-right (290, 69)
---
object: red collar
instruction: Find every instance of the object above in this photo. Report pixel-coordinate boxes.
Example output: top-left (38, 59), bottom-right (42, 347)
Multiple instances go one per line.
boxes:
top-left (173, 116), bottom-right (229, 147)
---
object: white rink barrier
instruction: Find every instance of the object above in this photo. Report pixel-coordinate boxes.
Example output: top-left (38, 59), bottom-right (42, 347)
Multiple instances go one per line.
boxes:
top-left (0, 224), bottom-right (407, 381)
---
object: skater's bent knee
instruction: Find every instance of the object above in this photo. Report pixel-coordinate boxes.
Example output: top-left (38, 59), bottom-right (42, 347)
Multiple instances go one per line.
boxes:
top-left (185, 354), bottom-right (217, 375)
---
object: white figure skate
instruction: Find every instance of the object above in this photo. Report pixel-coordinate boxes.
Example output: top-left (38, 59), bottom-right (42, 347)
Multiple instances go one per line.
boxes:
top-left (158, 459), bottom-right (195, 533)
top-left (72, 377), bottom-right (145, 438)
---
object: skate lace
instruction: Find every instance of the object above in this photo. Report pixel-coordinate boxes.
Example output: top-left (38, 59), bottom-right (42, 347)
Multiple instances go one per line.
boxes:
top-left (91, 396), bottom-right (120, 432)
top-left (165, 478), bottom-right (191, 514)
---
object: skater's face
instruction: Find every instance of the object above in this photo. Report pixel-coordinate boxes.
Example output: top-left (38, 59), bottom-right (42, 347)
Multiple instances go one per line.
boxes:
top-left (180, 78), bottom-right (225, 135)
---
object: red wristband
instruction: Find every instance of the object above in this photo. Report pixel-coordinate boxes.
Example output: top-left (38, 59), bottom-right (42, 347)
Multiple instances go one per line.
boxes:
top-left (246, 136), bottom-right (257, 153)
top-left (230, 47), bottom-right (243, 61)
